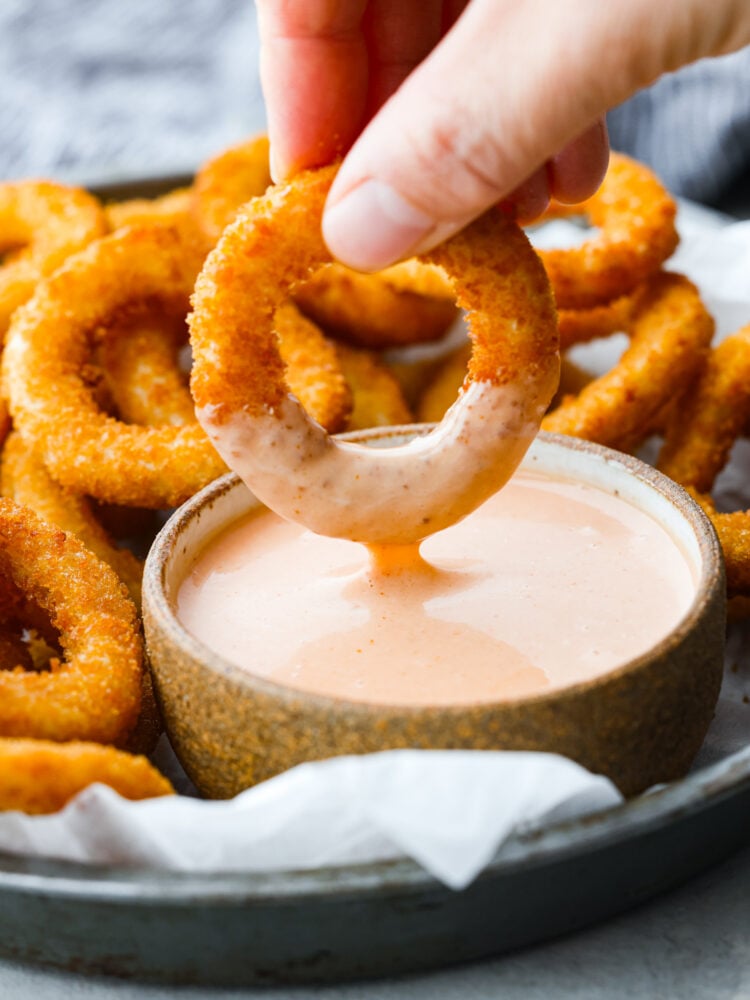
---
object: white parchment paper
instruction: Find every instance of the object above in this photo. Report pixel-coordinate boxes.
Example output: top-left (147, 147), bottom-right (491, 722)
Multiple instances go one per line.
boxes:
top-left (0, 202), bottom-right (748, 890)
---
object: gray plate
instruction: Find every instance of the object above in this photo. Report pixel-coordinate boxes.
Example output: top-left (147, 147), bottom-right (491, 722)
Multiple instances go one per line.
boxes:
top-left (1, 175), bottom-right (749, 986)
top-left (1, 748), bottom-right (749, 986)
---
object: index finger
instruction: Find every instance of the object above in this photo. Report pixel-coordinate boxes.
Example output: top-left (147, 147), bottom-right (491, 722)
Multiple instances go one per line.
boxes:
top-left (257, 1), bottom-right (369, 180)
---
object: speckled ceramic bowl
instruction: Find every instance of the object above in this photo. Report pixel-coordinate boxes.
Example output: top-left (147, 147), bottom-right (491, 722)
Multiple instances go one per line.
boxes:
top-left (143, 430), bottom-right (726, 799)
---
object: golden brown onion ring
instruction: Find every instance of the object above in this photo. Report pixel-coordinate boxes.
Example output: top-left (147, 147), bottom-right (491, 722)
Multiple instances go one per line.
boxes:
top-left (192, 134), bottom-right (272, 243)
top-left (0, 498), bottom-right (143, 745)
top-left (190, 165), bottom-right (559, 545)
top-left (0, 431), bottom-right (144, 604)
top-left (657, 326), bottom-right (750, 597)
top-left (0, 738), bottom-right (172, 814)
top-left (335, 344), bottom-right (413, 429)
top-left (542, 272), bottom-right (713, 453)
top-left (3, 224), bottom-right (226, 508)
top-left (538, 152), bottom-right (679, 309)
top-left (0, 180), bottom-right (106, 339)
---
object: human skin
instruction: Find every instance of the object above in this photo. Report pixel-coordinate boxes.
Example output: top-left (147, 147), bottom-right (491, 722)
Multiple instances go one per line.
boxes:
top-left (257, 0), bottom-right (750, 270)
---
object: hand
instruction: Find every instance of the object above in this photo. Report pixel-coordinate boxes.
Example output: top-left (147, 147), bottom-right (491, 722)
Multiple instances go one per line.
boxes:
top-left (257, 0), bottom-right (750, 271)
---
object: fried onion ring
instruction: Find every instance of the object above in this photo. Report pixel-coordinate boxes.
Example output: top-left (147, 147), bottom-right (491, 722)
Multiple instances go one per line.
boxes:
top-left (192, 134), bottom-right (272, 243)
top-left (99, 311), bottom-right (196, 429)
top-left (3, 224), bottom-right (227, 508)
top-left (542, 272), bottom-right (713, 452)
top-left (537, 152), bottom-right (679, 309)
top-left (293, 265), bottom-right (458, 350)
top-left (658, 327), bottom-right (750, 492)
top-left (335, 343), bottom-right (413, 429)
top-left (0, 431), bottom-right (144, 604)
top-left (193, 137), bottom-right (457, 349)
top-left (657, 326), bottom-right (750, 597)
top-left (0, 738), bottom-right (173, 814)
top-left (105, 187), bottom-right (197, 233)
top-left (0, 498), bottom-right (143, 745)
top-left (190, 165), bottom-right (559, 545)
top-left (0, 180), bottom-right (106, 338)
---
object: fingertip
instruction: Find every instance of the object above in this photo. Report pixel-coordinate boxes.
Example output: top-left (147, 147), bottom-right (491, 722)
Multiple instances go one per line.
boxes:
top-left (323, 178), bottom-right (437, 271)
top-left (504, 167), bottom-right (552, 225)
top-left (549, 118), bottom-right (610, 205)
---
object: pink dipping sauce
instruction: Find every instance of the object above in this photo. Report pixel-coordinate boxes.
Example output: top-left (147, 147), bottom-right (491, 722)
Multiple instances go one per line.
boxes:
top-left (176, 468), bottom-right (696, 707)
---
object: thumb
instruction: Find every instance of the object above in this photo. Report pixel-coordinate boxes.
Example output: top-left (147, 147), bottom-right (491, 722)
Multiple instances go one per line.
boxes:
top-left (323, 0), bottom-right (750, 271)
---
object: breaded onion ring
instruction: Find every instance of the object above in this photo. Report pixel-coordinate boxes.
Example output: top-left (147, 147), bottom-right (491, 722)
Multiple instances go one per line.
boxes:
top-left (0, 180), bottom-right (107, 338)
top-left (99, 300), bottom-right (352, 436)
top-left (557, 291), bottom-right (637, 350)
top-left (542, 272), bottom-right (713, 453)
top-left (335, 344), bottom-right (413, 429)
top-left (0, 738), bottom-right (173, 814)
top-left (0, 498), bottom-right (143, 745)
top-left (658, 327), bottom-right (750, 492)
top-left (99, 311), bottom-right (196, 429)
top-left (192, 134), bottom-right (272, 243)
top-left (3, 224), bottom-right (227, 508)
top-left (657, 326), bottom-right (750, 597)
top-left (273, 302), bottom-right (353, 434)
top-left (105, 188), bottom-right (196, 233)
top-left (294, 265), bottom-right (457, 350)
top-left (537, 152), bottom-right (679, 309)
top-left (193, 137), bottom-right (457, 349)
top-left (0, 431), bottom-right (144, 604)
top-left (190, 165), bottom-right (559, 545)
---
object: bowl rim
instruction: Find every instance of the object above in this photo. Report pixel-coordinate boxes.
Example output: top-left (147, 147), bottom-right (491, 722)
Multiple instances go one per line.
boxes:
top-left (143, 428), bottom-right (725, 716)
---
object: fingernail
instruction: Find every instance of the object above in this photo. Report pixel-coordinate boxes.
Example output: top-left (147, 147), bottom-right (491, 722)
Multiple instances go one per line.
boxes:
top-left (269, 145), bottom-right (282, 183)
top-left (323, 180), bottom-right (435, 271)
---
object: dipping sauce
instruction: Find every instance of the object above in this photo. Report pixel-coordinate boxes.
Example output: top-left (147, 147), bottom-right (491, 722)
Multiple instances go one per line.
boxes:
top-left (176, 468), bottom-right (696, 706)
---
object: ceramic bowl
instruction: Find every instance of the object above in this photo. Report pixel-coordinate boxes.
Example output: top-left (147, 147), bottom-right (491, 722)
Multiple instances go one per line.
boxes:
top-left (142, 430), bottom-right (726, 799)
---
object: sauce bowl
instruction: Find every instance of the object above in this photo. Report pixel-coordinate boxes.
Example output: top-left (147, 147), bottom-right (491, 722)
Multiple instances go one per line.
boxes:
top-left (142, 430), bottom-right (726, 798)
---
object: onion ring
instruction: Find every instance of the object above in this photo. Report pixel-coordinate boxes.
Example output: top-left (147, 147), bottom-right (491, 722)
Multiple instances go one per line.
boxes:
top-left (0, 431), bottom-right (144, 604)
top-left (0, 498), bottom-right (143, 745)
top-left (0, 180), bottom-right (106, 338)
top-left (557, 290), bottom-right (637, 350)
top-left (192, 134), bottom-right (272, 243)
top-left (657, 326), bottom-right (750, 597)
top-left (542, 272), bottom-right (713, 452)
top-left (99, 311), bottom-right (196, 429)
top-left (193, 138), bottom-right (457, 349)
top-left (105, 187), bottom-right (196, 233)
top-left (658, 327), bottom-right (750, 491)
top-left (190, 165), bottom-right (559, 545)
top-left (537, 152), bottom-right (679, 309)
top-left (293, 265), bottom-right (458, 350)
top-left (100, 298), bottom-right (352, 436)
top-left (335, 343), bottom-right (413, 429)
top-left (0, 739), bottom-right (173, 814)
top-left (3, 224), bottom-right (227, 508)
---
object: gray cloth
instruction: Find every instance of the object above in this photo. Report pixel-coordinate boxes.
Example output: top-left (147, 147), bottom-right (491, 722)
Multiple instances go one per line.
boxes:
top-left (607, 46), bottom-right (750, 215)
top-left (0, 0), bottom-right (264, 182)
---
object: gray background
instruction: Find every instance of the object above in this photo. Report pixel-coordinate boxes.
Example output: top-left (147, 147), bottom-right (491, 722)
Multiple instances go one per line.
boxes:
top-left (0, 2), bottom-right (749, 995)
